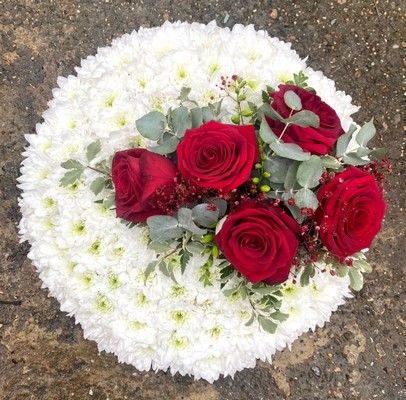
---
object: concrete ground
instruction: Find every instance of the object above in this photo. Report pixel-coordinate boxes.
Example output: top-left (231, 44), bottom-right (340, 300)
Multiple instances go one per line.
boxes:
top-left (0, 0), bottom-right (405, 399)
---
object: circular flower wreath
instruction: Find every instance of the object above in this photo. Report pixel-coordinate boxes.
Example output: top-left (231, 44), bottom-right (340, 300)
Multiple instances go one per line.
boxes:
top-left (18, 21), bottom-right (388, 383)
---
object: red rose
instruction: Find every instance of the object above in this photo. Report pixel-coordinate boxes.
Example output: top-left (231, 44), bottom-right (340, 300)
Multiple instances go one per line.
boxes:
top-left (215, 201), bottom-right (300, 284)
top-left (315, 165), bottom-right (386, 260)
top-left (112, 149), bottom-right (177, 223)
top-left (177, 121), bottom-right (259, 193)
top-left (266, 84), bottom-right (344, 155)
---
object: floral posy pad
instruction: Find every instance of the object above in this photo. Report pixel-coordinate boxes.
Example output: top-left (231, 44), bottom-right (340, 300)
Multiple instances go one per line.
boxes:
top-left (19, 22), bottom-right (386, 382)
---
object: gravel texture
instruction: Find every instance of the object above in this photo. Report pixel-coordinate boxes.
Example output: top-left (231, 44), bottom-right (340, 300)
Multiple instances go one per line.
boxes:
top-left (0, 1), bottom-right (405, 399)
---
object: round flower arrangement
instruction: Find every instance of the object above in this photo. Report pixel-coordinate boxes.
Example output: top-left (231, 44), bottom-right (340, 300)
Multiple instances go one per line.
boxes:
top-left (18, 21), bottom-right (389, 383)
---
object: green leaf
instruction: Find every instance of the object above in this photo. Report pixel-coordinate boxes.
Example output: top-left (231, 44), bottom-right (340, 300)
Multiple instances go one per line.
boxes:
top-left (258, 316), bottom-right (277, 334)
top-left (177, 208), bottom-right (207, 236)
top-left (147, 215), bottom-right (184, 242)
top-left (353, 259), bottom-right (372, 273)
top-left (185, 241), bottom-right (204, 254)
top-left (264, 156), bottom-right (293, 184)
top-left (300, 264), bottom-right (315, 286)
top-left (336, 266), bottom-right (349, 277)
top-left (148, 242), bottom-right (173, 253)
top-left (294, 188), bottom-right (319, 210)
top-left (192, 203), bottom-right (220, 228)
top-left (342, 153), bottom-right (371, 166)
top-left (245, 312), bottom-right (256, 327)
top-left (180, 250), bottom-right (191, 274)
top-left (259, 118), bottom-right (277, 144)
top-left (60, 169), bottom-right (83, 187)
top-left (177, 87), bottom-right (195, 104)
top-left (201, 106), bottom-right (216, 122)
top-left (296, 156), bottom-right (324, 189)
top-left (282, 110), bottom-right (320, 128)
top-left (284, 161), bottom-right (301, 191)
top-left (61, 159), bottom-right (85, 170)
top-left (135, 111), bottom-right (167, 140)
top-left (171, 106), bottom-right (192, 138)
top-left (90, 177), bottom-right (107, 195)
top-left (190, 107), bottom-right (203, 128)
top-left (270, 311), bottom-right (289, 322)
top-left (269, 140), bottom-right (311, 161)
top-left (321, 155), bottom-right (342, 170)
top-left (86, 140), bottom-right (101, 163)
top-left (260, 104), bottom-right (284, 121)
top-left (259, 120), bottom-right (310, 161)
top-left (336, 124), bottom-right (357, 157)
top-left (348, 267), bottom-right (364, 291)
top-left (103, 193), bottom-right (115, 209)
top-left (356, 118), bottom-right (376, 148)
top-left (144, 261), bottom-right (158, 280)
top-left (147, 135), bottom-right (180, 155)
top-left (284, 90), bottom-right (302, 111)
top-left (211, 198), bottom-right (228, 217)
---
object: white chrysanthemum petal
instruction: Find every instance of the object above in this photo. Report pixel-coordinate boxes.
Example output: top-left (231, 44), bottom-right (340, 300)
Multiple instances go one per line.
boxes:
top-left (19, 21), bottom-right (360, 383)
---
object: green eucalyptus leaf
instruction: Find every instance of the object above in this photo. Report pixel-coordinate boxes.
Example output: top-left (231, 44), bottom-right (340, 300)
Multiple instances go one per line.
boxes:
top-left (348, 267), bottom-right (364, 291)
top-left (147, 215), bottom-right (184, 242)
top-left (60, 169), bottom-right (84, 187)
top-left (282, 110), bottom-right (320, 128)
top-left (171, 106), bottom-right (192, 138)
top-left (190, 107), bottom-right (203, 128)
top-left (342, 154), bottom-right (371, 166)
top-left (201, 106), bottom-right (216, 122)
top-left (144, 261), bottom-right (158, 280)
top-left (296, 156), bottom-right (324, 189)
top-left (294, 188), bottom-right (319, 210)
top-left (103, 193), bottom-right (115, 209)
top-left (264, 156), bottom-right (293, 183)
top-left (86, 140), bottom-right (101, 163)
top-left (259, 118), bottom-right (278, 144)
top-left (258, 316), bottom-right (277, 334)
top-left (177, 208), bottom-right (207, 236)
top-left (61, 159), bottom-right (84, 170)
top-left (211, 198), bottom-right (228, 217)
top-left (284, 161), bottom-right (301, 191)
top-left (90, 177), bottom-right (107, 195)
top-left (260, 104), bottom-right (283, 121)
top-left (369, 148), bottom-right (385, 158)
top-left (210, 100), bottom-right (223, 116)
top-left (336, 124), bottom-right (357, 157)
top-left (135, 111), bottom-right (167, 140)
top-left (284, 90), bottom-right (302, 111)
top-left (356, 147), bottom-right (372, 157)
top-left (321, 155), bottom-right (342, 169)
top-left (270, 141), bottom-right (311, 161)
top-left (147, 135), bottom-right (180, 155)
top-left (356, 118), bottom-right (376, 147)
top-left (192, 203), bottom-right (220, 228)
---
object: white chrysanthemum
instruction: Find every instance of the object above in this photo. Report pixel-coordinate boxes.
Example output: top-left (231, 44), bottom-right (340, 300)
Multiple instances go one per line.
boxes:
top-left (19, 21), bottom-right (360, 383)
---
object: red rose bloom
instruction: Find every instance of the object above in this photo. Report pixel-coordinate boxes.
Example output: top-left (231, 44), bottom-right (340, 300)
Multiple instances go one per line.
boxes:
top-left (215, 201), bottom-right (300, 284)
top-left (112, 149), bottom-right (177, 223)
top-left (315, 165), bottom-right (386, 260)
top-left (177, 121), bottom-right (259, 193)
top-left (266, 84), bottom-right (344, 155)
